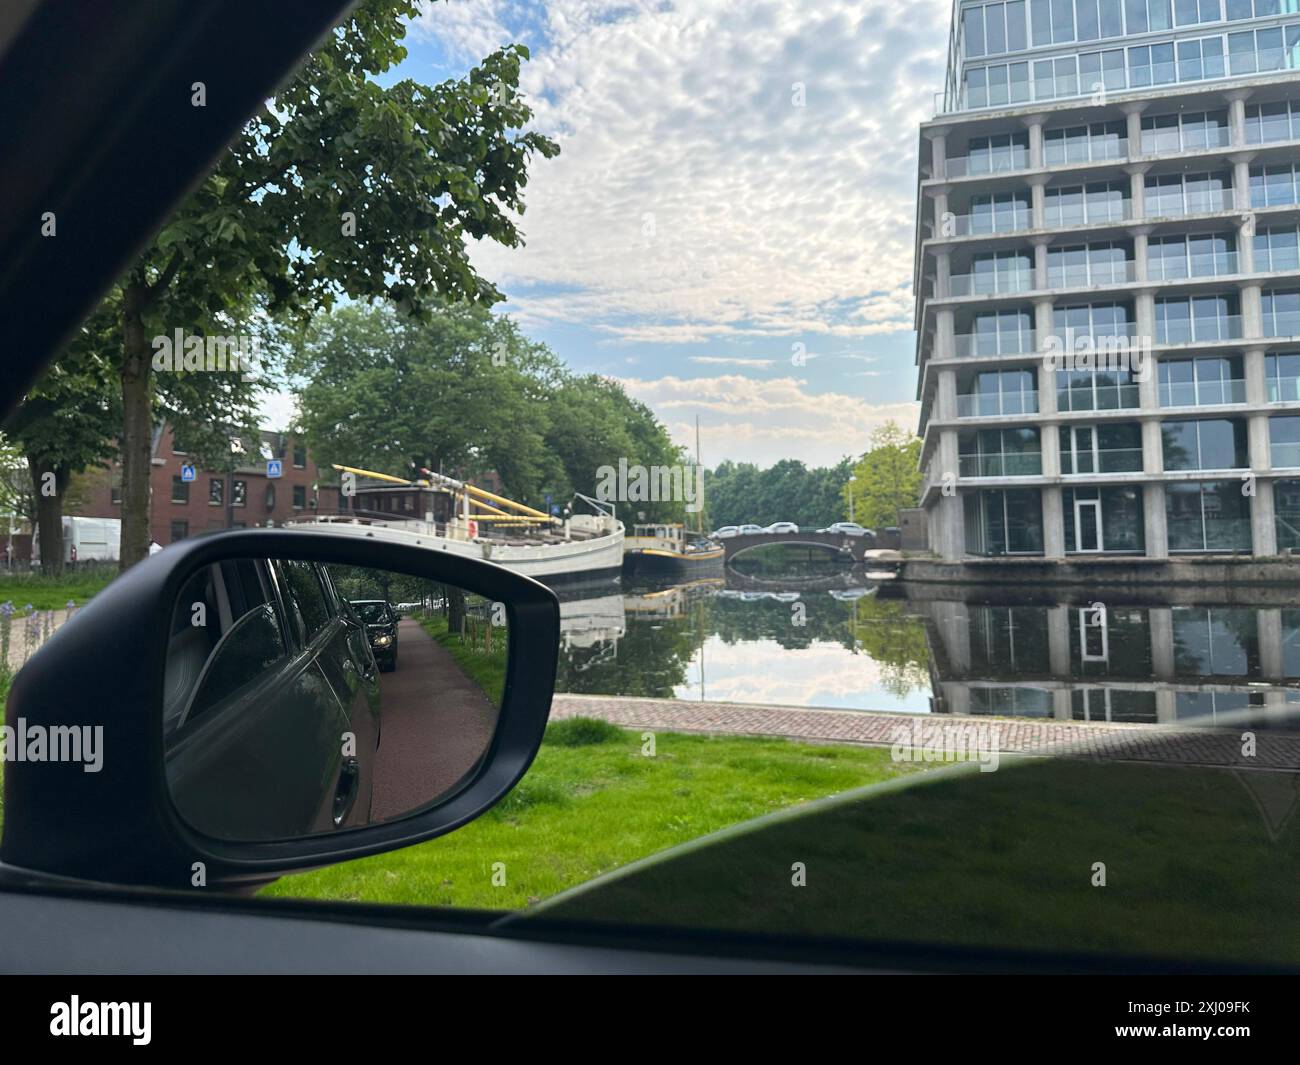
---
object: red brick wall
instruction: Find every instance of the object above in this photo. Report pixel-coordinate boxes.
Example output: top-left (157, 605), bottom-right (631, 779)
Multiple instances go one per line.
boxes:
top-left (77, 424), bottom-right (341, 545)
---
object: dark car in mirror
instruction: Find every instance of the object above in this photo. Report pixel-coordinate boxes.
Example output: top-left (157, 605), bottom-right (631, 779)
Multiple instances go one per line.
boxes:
top-left (348, 598), bottom-right (400, 672)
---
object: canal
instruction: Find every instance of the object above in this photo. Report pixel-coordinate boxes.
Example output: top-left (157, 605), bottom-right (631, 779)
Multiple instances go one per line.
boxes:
top-left (552, 558), bottom-right (1300, 725)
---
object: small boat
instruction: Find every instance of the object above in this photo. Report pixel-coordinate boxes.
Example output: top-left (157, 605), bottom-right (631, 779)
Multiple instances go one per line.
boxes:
top-left (622, 523), bottom-right (725, 579)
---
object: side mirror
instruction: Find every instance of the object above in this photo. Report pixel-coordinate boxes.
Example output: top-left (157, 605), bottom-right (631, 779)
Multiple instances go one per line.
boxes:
top-left (0, 529), bottom-right (559, 890)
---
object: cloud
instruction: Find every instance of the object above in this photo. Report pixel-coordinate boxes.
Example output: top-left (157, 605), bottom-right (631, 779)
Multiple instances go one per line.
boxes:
top-left (411, 0), bottom-right (949, 343)
top-left (689, 356), bottom-right (776, 367)
top-left (617, 373), bottom-right (919, 468)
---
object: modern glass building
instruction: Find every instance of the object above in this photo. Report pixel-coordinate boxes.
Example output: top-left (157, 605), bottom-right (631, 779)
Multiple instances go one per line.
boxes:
top-left (915, 0), bottom-right (1300, 559)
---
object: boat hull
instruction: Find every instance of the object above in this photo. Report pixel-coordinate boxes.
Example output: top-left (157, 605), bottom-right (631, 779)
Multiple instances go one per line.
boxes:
top-left (623, 548), bottom-right (725, 579)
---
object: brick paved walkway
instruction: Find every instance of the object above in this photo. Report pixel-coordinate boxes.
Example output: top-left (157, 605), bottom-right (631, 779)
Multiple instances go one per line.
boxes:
top-left (550, 694), bottom-right (1300, 770)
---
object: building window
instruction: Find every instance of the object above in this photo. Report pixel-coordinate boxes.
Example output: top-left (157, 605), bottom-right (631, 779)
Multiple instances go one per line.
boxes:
top-left (1245, 99), bottom-right (1300, 144)
top-left (1250, 163), bottom-right (1300, 208)
top-left (1044, 180), bottom-right (1128, 227)
top-left (1051, 300), bottom-right (1133, 347)
top-left (1059, 423), bottom-right (1143, 474)
top-left (1165, 481), bottom-right (1253, 551)
top-left (1047, 241), bottom-right (1131, 287)
top-left (1043, 120), bottom-right (1126, 164)
top-left (1262, 289), bottom-right (1300, 337)
top-left (963, 489), bottom-right (1044, 556)
top-left (1158, 356), bottom-right (1245, 407)
top-left (966, 191), bottom-right (1032, 234)
top-left (1141, 110), bottom-right (1228, 154)
top-left (1275, 478), bottom-right (1300, 549)
top-left (1171, 607), bottom-right (1258, 675)
top-left (1144, 171), bottom-right (1231, 218)
top-left (1154, 295), bottom-right (1240, 343)
top-left (1161, 418), bottom-right (1249, 470)
top-left (962, 1), bottom-right (1029, 59)
top-left (293, 484), bottom-right (306, 509)
top-left (1056, 368), bottom-right (1140, 411)
top-left (232, 480), bottom-right (247, 507)
top-left (1254, 225), bottom-right (1300, 272)
top-left (209, 478), bottom-right (224, 506)
top-left (1063, 485), bottom-right (1145, 553)
top-left (110, 472), bottom-right (122, 505)
top-left (959, 369), bottom-right (1038, 418)
top-left (961, 309), bottom-right (1034, 357)
top-left (169, 520), bottom-right (188, 542)
top-left (1265, 353), bottom-right (1300, 402)
top-left (1269, 415), bottom-right (1300, 468)
top-left (171, 476), bottom-right (189, 504)
top-left (265, 484), bottom-right (276, 509)
top-left (293, 444), bottom-right (306, 469)
top-left (959, 427), bottom-right (1042, 477)
top-left (959, 250), bottom-right (1033, 295)
top-left (1147, 233), bottom-right (1237, 280)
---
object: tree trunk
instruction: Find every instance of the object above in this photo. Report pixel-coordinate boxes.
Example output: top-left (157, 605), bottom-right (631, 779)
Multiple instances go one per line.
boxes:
top-left (120, 280), bottom-right (154, 571)
top-left (29, 458), bottom-right (65, 577)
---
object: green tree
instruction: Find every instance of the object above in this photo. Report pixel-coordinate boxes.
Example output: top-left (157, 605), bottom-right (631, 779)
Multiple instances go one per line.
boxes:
top-left (103, 0), bottom-right (557, 568)
top-left (3, 344), bottom-right (120, 575)
top-left (294, 301), bottom-right (562, 499)
top-left (845, 422), bottom-right (923, 529)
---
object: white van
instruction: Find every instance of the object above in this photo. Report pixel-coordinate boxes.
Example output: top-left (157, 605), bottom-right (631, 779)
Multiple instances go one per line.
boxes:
top-left (32, 516), bottom-right (122, 566)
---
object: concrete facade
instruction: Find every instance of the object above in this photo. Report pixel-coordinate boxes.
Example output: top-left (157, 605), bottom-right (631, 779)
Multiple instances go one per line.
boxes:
top-left (916, 2), bottom-right (1300, 563)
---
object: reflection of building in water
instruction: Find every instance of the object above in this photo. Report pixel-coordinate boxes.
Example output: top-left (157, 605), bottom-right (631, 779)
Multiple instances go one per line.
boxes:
top-left (559, 594), bottom-right (626, 651)
top-left (923, 597), bottom-right (1300, 725)
top-left (624, 579), bottom-right (724, 620)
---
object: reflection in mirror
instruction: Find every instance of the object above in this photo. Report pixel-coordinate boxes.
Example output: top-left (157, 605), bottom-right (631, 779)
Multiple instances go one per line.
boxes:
top-left (162, 558), bottom-right (507, 842)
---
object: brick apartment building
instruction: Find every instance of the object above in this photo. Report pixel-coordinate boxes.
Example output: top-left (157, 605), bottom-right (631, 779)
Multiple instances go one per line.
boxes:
top-left (80, 424), bottom-right (342, 545)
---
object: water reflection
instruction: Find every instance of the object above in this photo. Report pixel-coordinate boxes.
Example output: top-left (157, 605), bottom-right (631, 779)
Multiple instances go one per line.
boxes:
top-left (552, 566), bottom-right (1300, 726)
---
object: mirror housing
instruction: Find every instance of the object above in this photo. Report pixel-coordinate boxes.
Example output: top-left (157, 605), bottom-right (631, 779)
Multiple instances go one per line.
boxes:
top-left (0, 529), bottom-right (559, 890)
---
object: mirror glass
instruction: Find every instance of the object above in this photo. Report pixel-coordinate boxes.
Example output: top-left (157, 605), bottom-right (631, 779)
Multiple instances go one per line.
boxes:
top-left (161, 557), bottom-right (508, 841)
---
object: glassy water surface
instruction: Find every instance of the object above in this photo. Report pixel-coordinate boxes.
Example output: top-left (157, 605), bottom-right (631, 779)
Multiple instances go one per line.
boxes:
top-left (552, 560), bottom-right (1300, 725)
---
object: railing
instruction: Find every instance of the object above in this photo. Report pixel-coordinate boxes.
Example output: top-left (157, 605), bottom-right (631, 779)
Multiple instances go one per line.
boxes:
top-left (1264, 310), bottom-right (1300, 337)
top-left (1140, 128), bottom-right (1231, 155)
top-left (1057, 383), bottom-right (1142, 411)
top-left (947, 269), bottom-right (1034, 296)
top-left (1044, 202), bottom-right (1130, 228)
top-left (1046, 327), bottom-right (1139, 353)
top-left (1061, 447), bottom-right (1144, 475)
top-left (1046, 261), bottom-right (1136, 288)
top-left (953, 330), bottom-right (1038, 358)
top-left (1145, 188), bottom-right (1235, 218)
top-left (948, 209), bottom-right (1034, 236)
top-left (1159, 380), bottom-right (1248, 407)
top-left (1044, 139), bottom-right (1128, 166)
top-left (1156, 315), bottom-right (1243, 344)
top-left (1147, 250), bottom-right (1240, 280)
top-left (1267, 378), bottom-right (1300, 402)
top-left (1272, 441), bottom-right (1300, 468)
top-left (1167, 519), bottom-right (1253, 553)
top-left (956, 391), bottom-right (1039, 418)
top-left (945, 149), bottom-right (1030, 177)
top-left (958, 453), bottom-right (1043, 478)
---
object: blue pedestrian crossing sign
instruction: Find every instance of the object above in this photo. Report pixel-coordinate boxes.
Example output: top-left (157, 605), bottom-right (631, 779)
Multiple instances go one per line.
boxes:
top-left (180, 464), bottom-right (196, 482)
top-left (267, 460), bottom-right (283, 479)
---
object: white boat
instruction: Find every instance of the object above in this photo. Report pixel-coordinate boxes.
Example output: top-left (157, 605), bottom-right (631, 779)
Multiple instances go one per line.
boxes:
top-left (290, 512), bottom-right (625, 583)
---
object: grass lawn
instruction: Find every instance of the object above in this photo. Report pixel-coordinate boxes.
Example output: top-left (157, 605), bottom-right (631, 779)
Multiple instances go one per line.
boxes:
top-left (0, 568), bottom-right (117, 611)
top-left (262, 718), bottom-right (934, 909)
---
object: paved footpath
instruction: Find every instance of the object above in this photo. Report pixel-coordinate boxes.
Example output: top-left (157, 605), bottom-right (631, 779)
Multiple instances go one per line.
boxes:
top-left (550, 693), bottom-right (1300, 771)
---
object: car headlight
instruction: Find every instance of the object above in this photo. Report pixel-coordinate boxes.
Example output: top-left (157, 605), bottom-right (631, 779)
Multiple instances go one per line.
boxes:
top-left (372, 634), bottom-right (393, 649)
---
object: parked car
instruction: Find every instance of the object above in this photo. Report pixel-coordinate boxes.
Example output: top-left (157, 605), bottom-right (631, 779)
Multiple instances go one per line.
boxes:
top-left (710, 526), bottom-right (740, 538)
top-left (738, 523), bottom-right (764, 534)
top-left (163, 558), bottom-right (382, 840)
top-left (764, 521), bottom-right (799, 533)
top-left (350, 598), bottom-right (400, 671)
top-left (819, 521), bottom-right (873, 537)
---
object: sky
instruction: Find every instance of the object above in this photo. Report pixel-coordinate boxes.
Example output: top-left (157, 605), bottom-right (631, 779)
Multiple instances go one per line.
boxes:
top-left (266, 0), bottom-right (951, 469)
